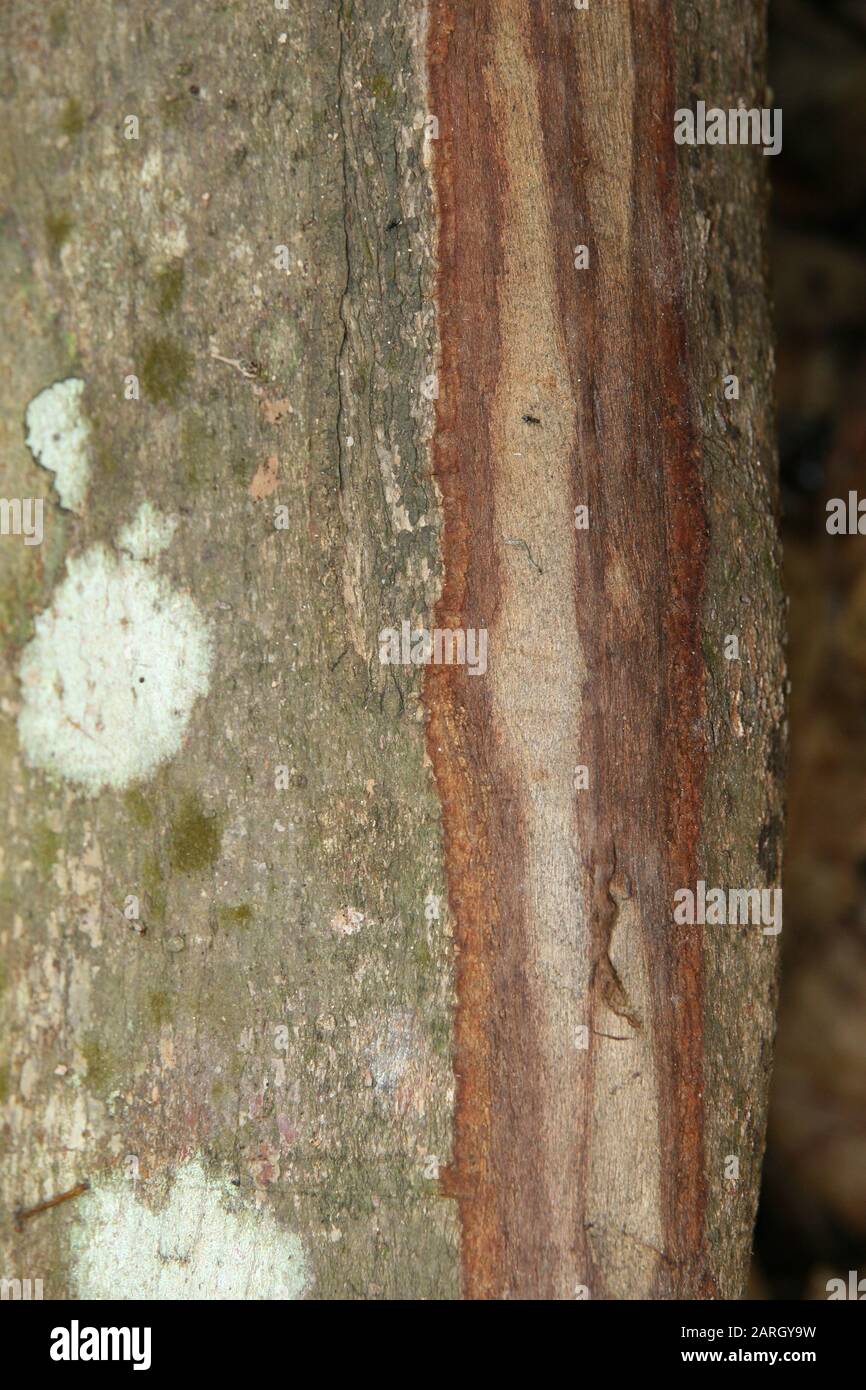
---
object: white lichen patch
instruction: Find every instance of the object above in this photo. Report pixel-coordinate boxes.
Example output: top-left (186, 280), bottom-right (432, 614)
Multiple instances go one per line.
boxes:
top-left (117, 502), bottom-right (179, 560)
top-left (24, 378), bottom-right (92, 512)
top-left (71, 1160), bottom-right (309, 1300)
top-left (17, 544), bottom-right (212, 793)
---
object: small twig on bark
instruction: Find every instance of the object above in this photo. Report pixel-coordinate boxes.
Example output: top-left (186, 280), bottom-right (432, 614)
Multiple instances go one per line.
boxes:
top-left (14, 1181), bottom-right (89, 1232)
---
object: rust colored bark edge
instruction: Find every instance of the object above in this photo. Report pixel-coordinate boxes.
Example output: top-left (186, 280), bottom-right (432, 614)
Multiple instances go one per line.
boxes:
top-left (425, 0), bottom-right (778, 1299)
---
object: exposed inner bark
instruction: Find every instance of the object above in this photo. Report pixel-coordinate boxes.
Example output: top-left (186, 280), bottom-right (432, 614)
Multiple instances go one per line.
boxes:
top-left (427, 0), bottom-right (784, 1299)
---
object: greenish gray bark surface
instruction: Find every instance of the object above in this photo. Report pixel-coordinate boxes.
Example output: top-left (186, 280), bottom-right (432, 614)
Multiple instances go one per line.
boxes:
top-left (0, 0), bottom-right (455, 1300)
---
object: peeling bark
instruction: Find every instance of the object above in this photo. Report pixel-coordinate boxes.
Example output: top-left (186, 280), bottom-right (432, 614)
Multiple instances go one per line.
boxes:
top-left (427, 0), bottom-right (784, 1299)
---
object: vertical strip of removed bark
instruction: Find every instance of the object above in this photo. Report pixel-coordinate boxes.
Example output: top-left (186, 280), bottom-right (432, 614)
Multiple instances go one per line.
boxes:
top-left (427, 0), bottom-right (779, 1300)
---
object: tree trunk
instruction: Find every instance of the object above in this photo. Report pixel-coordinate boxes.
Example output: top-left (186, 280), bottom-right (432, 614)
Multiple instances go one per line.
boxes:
top-left (0, 0), bottom-right (784, 1301)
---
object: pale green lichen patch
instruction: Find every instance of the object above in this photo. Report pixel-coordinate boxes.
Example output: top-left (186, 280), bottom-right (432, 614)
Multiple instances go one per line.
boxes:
top-left (17, 544), bottom-right (212, 793)
top-left (44, 211), bottom-right (74, 260)
top-left (139, 335), bottom-right (192, 406)
top-left (124, 788), bottom-right (154, 829)
top-left (154, 261), bottom-right (184, 317)
top-left (167, 794), bottom-right (221, 873)
top-left (31, 822), bottom-right (62, 873)
top-left (217, 902), bottom-right (252, 929)
top-left (70, 1159), bottom-right (310, 1300)
top-left (59, 97), bottom-right (85, 138)
top-left (24, 377), bottom-right (91, 512)
top-left (117, 502), bottom-right (179, 560)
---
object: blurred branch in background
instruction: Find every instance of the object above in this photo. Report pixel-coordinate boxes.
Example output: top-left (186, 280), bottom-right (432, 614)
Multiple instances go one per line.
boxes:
top-left (758, 0), bottom-right (866, 1299)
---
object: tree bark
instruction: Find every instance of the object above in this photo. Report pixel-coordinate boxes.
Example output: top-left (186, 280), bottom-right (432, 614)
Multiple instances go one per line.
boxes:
top-left (0, 0), bottom-right (783, 1301)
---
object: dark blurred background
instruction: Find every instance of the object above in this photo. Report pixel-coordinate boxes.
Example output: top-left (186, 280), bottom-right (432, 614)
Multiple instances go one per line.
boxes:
top-left (755, 0), bottom-right (866, 1299)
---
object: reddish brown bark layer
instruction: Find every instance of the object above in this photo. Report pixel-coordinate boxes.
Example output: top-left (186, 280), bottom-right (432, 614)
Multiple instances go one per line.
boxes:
top-left (427, 0), bottom-right (712, 1298)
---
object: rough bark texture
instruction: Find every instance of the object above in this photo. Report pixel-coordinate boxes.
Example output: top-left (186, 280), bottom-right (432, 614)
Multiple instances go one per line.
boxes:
top-left (0, 0), bottom-right (783, 1302)
top-left (0, 0), bottom-right (455, 1302)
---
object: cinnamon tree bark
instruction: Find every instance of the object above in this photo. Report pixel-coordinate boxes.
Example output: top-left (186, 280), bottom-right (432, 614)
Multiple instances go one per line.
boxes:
top-left (0, 0), bottom-right (783, 1301)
